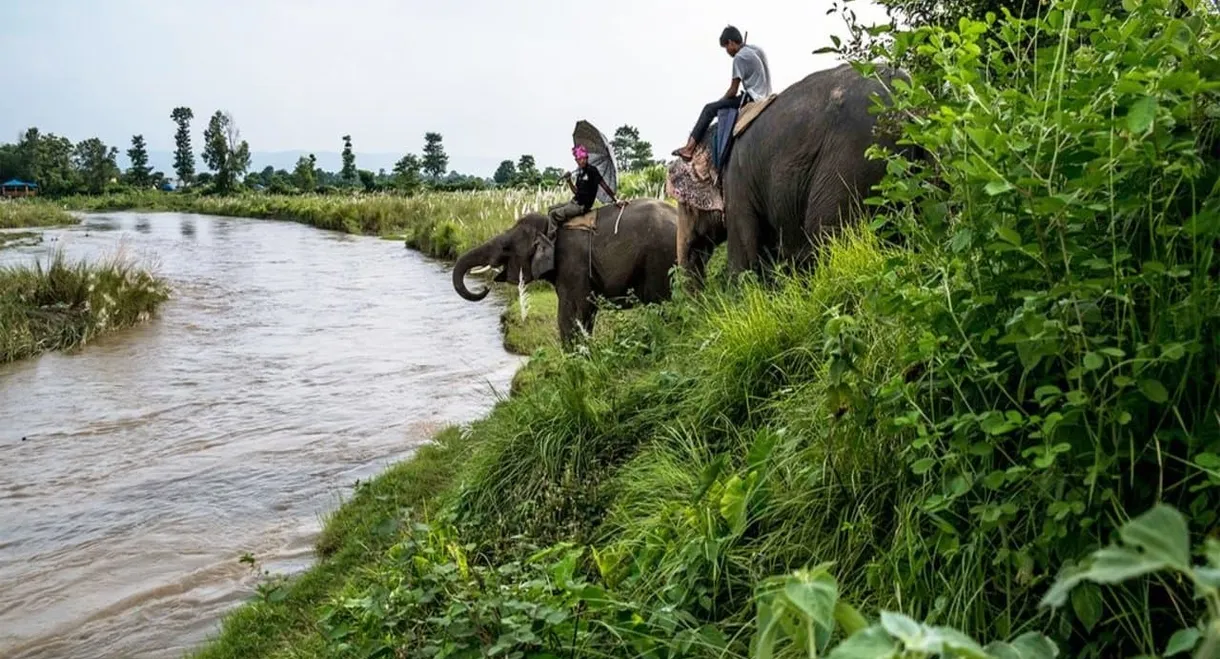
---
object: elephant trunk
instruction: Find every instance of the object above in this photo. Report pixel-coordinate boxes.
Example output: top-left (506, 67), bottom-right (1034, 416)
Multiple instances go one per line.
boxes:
top-left (675, 202), bottom-right (693, 267)
top-left (453, 244), bottom-right (493, 302)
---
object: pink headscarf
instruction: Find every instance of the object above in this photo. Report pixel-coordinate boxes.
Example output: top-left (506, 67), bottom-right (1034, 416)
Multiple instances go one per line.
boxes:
top-left (572, 145), bottom-right (588, 159)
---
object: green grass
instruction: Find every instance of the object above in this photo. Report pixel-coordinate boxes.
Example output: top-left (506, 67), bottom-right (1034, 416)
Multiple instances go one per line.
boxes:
top-left (0, 248), bottom-right (171, 363)
top-left (0, 199), bottom-right (79, 229)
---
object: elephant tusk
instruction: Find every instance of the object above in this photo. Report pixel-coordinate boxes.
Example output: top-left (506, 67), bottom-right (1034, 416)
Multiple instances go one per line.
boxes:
top-left (469, 265), bottom-right (492, 275)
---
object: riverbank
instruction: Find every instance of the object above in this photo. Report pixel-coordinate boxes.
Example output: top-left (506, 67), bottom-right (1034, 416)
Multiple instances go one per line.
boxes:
top-left (0, 199), bottom-right (79, 230)
top-left (189, 1), bottom-right (1220, 655)
top-left (0, 248), bottom-right (171, 364)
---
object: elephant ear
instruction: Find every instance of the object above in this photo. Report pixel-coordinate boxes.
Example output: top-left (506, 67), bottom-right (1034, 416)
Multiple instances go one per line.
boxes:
top-left (531, 232), bottom-right (556, 280)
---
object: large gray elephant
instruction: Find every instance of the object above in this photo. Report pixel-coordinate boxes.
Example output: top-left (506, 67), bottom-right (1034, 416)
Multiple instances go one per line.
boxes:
top-left (669, 62), bottom-right (917, 285)
top-left (452, 199), bottom-right (679, 346)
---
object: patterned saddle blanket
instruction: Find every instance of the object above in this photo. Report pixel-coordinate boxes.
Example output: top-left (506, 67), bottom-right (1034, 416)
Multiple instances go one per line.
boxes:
top-left (665, 94), bottom-right (778, 213)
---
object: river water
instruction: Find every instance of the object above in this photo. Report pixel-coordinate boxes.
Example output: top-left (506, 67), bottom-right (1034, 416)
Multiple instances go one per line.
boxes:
top-left (0, 212), bottom-right (521, 658)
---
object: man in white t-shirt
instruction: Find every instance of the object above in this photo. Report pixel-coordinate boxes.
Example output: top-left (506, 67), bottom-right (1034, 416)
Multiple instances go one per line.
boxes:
top-left (673, 25), bottom-right (772, 162)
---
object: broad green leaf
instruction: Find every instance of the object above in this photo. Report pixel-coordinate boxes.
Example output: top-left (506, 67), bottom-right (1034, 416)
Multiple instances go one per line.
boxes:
top-left (1005, 631), bottom-right (1061, 658)
top-left (827, 625), bottom-right (899, 658)
top-left (834, 600), bottom-right (870, 636)
top-left (719, 474), bottom-right (745, 529)
top-left (911, 458), bottom-right (936, 475)
top-left (932, 626), bottom-right (990, 657)
top-left (1083, 352), bottom-right (1104, 371)
top-left (1127, 96), bottom-right (1158, 134)
top-left (1089, 546), bottom-right (1171, 582)
top-left (1120, 504), bottom-right (1191, 570)
top-left (1041, 546), bottom-right (1167, 608)
top-left (783, 571), bottom-right (838, 628)
top-left (880, 611), bottom-right (923, 646)
top-left (1070, 582), bottom-right (1103, 632)
top-left (985, 179), bottom-right (1015, 196)
top-left (1139, 379), bottom-right (1169, 404)
top-left (1164, 627), bottom-right (1201, 656)
top-left (747, 428), bottom-right (780, 471)
top-left (1196, 453), bottom-right (1220, 470)
top-left (996, 226), bottom-right (1022, 246)
top-left (1193, 566), bottom-right (1220, 589)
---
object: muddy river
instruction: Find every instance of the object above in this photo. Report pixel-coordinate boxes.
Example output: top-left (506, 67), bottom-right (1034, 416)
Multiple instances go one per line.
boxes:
top-left (0, 212), bottom-right (521, 658)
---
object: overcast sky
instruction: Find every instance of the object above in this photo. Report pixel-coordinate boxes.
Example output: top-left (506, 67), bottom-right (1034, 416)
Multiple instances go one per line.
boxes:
top-left (0, 0), bottom-right (889, 176)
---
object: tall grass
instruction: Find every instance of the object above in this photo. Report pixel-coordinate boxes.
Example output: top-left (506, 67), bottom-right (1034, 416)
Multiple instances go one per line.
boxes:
top-left (0, 199), bottom-right (78, 229)
top-left (0, 247), bottom-right (171, 363)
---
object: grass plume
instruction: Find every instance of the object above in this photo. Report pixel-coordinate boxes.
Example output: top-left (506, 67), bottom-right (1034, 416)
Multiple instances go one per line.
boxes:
top-left (0, 247), bottom-right (170, 363)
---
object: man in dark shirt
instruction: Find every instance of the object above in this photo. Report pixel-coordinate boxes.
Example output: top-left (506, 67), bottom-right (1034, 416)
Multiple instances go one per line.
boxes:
top-left (547, 145), bottom-right (626, 237)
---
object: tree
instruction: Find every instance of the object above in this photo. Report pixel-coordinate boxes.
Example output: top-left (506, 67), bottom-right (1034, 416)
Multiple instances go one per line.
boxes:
top-left (341, 134), bottom-right (356, 182)
top-left (421, 132), bottom-right (448, 179)
top-left (125, 134), bottom-right (152, 188)
top-left (294, 154), bottom-right (317, 192)
top-left (611, 124), bottom-right (656, 171)
top-left (74, 137), bottom-right (120, 194)
top-left (541, 166), bottom-right (566, 187)
top-left (27, 131), bottom-right (79, 196)
top-left (201, 110), bottom-right (251, 193)
top-left (171, 106), bottom-right (195, 186)
top-left (627, 139), bottom-right (656, 171)
top-left (358, 169), bottom-right (376, 192)
top-left (493, 160), bottom-right (517, 186)
top-left (611, 125), bottom-right (640, 165)
top-left (515, 154), bottom-right (541, 187)
top-left (392, 152), bottom-right (423, 195)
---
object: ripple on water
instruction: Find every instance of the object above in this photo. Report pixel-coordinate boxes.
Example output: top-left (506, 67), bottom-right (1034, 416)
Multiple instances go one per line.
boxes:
top-left (0, 212), bottom-right (522, 659)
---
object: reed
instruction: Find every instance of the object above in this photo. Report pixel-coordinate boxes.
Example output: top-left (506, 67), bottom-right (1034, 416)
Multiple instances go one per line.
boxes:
top-left (0, 247), bottom-right (171, 363)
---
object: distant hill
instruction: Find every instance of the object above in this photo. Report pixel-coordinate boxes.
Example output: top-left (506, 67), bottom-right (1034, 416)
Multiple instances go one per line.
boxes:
top-left (123, 150), bottom-right (505, 180)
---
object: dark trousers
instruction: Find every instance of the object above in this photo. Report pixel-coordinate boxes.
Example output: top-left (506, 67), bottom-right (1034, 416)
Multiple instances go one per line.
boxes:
top-left (690, 94), bottom-right (746, 143)
top-left (545, 199), bottom-right (589, 239)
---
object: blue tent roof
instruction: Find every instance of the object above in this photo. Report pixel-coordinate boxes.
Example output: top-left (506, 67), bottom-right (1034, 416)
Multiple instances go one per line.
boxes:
top-left (2, 179), bottom-right (37, 187)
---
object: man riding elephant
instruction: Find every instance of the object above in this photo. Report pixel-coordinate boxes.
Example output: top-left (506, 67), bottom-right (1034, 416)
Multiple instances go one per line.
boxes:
top-left (546, 145), bottom-right (626, 242)
top-left (672, 25), bottom-right (772, 162)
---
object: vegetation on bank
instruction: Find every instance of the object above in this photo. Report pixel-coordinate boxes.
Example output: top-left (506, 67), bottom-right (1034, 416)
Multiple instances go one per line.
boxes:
top-left (190, 0), bottom-right (1220, 657)
top-left (0, 249), bottom-right (171, 364)
top-left (0, 199), bottom-right (78, 229)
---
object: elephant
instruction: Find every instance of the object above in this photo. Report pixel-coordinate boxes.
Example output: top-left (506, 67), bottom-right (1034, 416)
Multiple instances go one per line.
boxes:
top-left (671, 62), bottom-right (918, 286)
top-left (451, 198), bottom-right (679, 347)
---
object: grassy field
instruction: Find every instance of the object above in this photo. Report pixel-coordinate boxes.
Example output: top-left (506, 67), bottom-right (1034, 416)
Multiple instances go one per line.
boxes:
top-left (0, 198), bottom-right (79, 229)
top-left (0, 248), bottom-right (171, 364)
top-left (186, 1), bottom-right (1220, 657)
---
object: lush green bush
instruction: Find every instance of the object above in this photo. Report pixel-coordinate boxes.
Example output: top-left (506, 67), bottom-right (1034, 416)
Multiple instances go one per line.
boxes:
top-left (0, 248), bottom-right (170, 363)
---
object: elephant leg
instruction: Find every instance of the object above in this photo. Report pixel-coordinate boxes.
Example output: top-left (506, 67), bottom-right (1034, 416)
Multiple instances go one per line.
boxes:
top-left (802, 177), bottom-right (862, 270)
top-left (725, 198), bottom-right (762, 281)
top-left (686, 237), bottom-right (715, 291)
top-left (555, 248), bottom-right (594, 349)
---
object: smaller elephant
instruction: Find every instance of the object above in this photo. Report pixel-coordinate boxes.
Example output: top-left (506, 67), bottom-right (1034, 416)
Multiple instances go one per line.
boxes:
top-left (451, 199), bottom-right (679, 346)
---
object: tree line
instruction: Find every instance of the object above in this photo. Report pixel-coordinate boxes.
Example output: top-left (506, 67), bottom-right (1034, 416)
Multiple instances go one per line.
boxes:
top-left (0, 105), bottom-right (661, 199)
